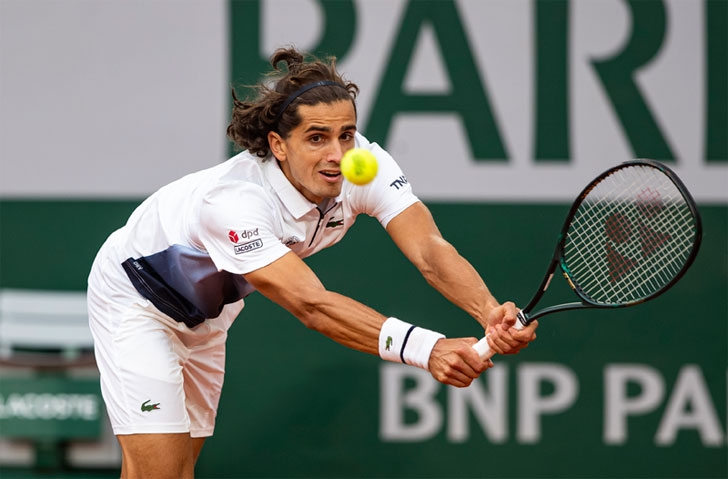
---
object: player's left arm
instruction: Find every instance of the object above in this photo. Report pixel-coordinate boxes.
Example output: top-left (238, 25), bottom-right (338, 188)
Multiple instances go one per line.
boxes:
top-left (386, 201), bottom-right (537, 354)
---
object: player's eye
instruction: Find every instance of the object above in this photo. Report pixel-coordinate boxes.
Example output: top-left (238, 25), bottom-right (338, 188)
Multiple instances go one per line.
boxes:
top-left (309, 134), bottom-right (323, 144)
top-left (340, 131), bottom-right (354, 141)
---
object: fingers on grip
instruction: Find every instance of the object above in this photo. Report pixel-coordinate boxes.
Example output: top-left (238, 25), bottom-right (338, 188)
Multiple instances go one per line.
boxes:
top-left (473, 311), bottom-right (527, 359)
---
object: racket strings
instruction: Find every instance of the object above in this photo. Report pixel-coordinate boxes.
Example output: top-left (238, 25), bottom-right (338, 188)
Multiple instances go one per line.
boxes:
top-left (563, 165), bottom-right (697, 305)
top-left (571, 199), bottom-right (693, 297)
top-left (572, 188), bottom-right (692, 301)
top-left (569, 171), bottom-right (694, 302)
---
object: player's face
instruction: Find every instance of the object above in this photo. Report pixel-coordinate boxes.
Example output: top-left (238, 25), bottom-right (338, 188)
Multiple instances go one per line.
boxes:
top-left (269, 100), bottom-right (357, 204)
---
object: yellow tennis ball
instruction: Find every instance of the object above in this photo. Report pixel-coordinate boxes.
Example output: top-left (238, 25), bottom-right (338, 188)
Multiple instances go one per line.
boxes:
top-left (341, 148), bottom-right (378, 185)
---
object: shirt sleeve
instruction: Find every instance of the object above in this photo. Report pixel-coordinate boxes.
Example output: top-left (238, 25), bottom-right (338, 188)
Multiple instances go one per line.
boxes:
top-left (350, 133), bottom-right (420, 228)
top-left (196, 182), bottom-right (291, 275)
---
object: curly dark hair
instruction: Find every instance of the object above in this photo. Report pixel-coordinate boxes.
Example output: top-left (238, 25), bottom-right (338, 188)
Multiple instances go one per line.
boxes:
top-left (227, 47), bottom-right (359, 158)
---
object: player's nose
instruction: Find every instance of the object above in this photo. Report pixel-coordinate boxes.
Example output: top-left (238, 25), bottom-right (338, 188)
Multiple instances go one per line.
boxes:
top-left (326, 142), bottom-right (344, 164)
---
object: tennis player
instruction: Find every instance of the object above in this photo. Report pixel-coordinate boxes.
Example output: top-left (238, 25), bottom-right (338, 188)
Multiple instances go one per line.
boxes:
top-left (87, 47), bottom-right (538, 478)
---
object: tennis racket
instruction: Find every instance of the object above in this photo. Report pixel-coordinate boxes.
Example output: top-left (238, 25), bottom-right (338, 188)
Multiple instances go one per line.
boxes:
top-left (473, 159), bottom-right (702, 359)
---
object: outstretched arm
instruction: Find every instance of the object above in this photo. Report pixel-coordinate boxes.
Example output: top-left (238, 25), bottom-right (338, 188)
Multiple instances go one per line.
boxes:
top-left (243, 251), bottom-right (491, 386)
top-left (386, 201), bottom-right (537, 355)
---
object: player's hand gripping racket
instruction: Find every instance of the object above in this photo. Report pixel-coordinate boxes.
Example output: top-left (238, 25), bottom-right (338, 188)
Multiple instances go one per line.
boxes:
top-left (473, 159), bottom-right (702, 359)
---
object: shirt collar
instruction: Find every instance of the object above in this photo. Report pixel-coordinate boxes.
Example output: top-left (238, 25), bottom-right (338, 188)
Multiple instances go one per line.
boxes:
top-left (262, 157), bottom-right (318, 219)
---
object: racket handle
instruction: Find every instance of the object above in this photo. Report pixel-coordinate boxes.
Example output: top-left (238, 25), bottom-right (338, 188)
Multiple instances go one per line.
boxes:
top-left (473, 311), bottom-right (527, 360)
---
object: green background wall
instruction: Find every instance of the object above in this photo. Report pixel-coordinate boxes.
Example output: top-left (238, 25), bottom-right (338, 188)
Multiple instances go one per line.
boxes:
top-left (1, 200), bottom-right (725, 477)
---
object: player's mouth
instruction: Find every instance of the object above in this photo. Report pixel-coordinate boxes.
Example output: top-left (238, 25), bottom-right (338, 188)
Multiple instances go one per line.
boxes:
top-left (319, 170), bottom-right (342, 183)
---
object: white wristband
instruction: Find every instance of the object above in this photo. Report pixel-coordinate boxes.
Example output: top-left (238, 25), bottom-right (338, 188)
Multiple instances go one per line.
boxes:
top-left (378, 317), bottom-right (445, 371)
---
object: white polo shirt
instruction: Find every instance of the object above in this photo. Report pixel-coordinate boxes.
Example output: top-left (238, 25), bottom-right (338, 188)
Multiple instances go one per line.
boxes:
top-left (98, 133), bottom-right (419, 327)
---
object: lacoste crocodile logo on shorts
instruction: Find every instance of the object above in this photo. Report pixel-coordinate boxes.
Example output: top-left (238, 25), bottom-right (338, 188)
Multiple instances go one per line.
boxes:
top-left (141, 399), bottom-right (160, 412)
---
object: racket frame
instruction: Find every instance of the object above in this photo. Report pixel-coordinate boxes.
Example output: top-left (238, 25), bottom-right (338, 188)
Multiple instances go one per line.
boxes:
top-left (518, 159), bottom-right (702, 325)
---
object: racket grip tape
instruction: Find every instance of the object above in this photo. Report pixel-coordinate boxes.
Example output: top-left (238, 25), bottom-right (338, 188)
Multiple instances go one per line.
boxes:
top-left (472, 310), bottom-right (527, 360)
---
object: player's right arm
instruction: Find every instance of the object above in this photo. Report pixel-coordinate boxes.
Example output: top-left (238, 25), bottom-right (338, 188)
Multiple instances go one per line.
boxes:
top-left (196, 181), bottom-right (494, 386)
top-left (243, 251), bottom-right (493, 388)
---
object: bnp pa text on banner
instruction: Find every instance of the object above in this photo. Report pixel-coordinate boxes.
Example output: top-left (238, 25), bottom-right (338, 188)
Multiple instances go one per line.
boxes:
top-left (379, 363), bottom-right (726, 446)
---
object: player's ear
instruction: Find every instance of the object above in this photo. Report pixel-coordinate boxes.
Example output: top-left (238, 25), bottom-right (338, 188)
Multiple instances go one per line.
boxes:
top-left (268, 131), bottom-right (287, 161)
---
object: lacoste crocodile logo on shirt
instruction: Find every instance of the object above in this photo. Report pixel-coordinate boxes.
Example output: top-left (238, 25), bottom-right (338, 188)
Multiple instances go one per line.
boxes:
top-left (141, 399), bottom-right (160, 412)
